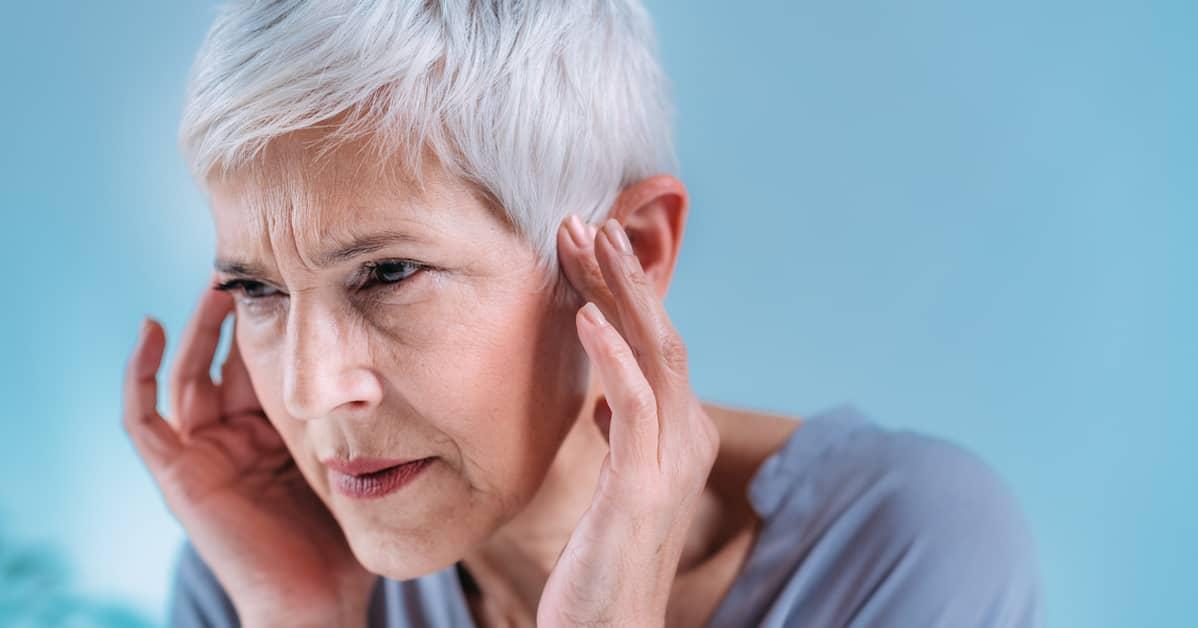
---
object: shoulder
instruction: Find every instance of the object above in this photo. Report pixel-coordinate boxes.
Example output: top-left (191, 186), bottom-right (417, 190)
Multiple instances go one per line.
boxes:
top-left (747, 404), bottom-right (1042, 627)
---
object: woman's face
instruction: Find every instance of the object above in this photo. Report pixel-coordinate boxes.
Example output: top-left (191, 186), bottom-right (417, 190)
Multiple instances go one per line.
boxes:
top-left (208, 137), bottom-right (591, 579)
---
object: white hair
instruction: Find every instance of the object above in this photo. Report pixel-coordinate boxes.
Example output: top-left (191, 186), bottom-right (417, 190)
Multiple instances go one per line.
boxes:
top-left (178, 0), bottom-right (679, 284)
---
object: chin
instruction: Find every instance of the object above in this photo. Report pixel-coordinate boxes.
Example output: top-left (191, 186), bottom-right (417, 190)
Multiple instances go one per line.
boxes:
top-left (346, 528), bottom-right (456, 580)
top-left (335, 498), bottom-right (492, 581)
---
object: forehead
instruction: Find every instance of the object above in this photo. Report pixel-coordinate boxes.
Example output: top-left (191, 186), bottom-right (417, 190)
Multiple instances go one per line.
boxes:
top-left (208, 132), bottom-right (506, 266)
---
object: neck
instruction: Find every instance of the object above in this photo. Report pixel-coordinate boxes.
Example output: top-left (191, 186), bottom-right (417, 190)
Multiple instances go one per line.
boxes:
top-left (457, 388), bottom-right (607, 625)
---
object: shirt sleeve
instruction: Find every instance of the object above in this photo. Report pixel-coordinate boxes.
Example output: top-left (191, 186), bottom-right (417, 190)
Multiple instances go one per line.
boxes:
top-left (761, 424), bottom-right (1043, 628)
top-left (166, 540), bottom-right (242, 628)
top-left (837, 430), bottom-right (1043, 627)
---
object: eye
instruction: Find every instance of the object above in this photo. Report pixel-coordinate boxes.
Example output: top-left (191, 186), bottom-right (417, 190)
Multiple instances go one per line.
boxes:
top-left (212, 278), bottom-right (281, 301)
top-left (362, 259), bottom-right (424, 289)
top-left (211, 259), bottom-right (426, 308)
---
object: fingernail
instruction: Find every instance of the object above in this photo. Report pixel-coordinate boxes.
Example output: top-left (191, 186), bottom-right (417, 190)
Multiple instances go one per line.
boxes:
top-left (603, 219), bottom-right (632, 254)
top-left (565, 215), bottom-right (587, 249)
top-left (139, 316), bottom-right (151, 341)
top-left (581, 301), bottom-right (606, 327)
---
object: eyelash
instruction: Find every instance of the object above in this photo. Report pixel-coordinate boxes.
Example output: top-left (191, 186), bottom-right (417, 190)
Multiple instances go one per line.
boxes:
top-left (212, 259), bottom-right (427, 302)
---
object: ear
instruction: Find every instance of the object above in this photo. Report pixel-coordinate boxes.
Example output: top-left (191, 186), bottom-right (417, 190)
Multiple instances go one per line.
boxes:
top-left (605, 174), bottom-right (689, 300)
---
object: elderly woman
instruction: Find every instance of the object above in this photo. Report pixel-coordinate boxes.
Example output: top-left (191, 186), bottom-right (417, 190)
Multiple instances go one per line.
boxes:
top-left (122, 1), bottom-right (1040, 627)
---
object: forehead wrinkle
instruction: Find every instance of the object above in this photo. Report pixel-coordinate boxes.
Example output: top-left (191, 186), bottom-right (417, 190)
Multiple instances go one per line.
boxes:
top-left (239, 141), bottom-right (353, 273)
top-left (285, 159), bottom-right (326, 272)
top-left (220, 129), bottom-right (447, 276)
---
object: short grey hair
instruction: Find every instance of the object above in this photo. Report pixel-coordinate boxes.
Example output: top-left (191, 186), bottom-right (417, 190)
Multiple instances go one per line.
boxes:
top-left (178, 0), bottom-right (679, 281)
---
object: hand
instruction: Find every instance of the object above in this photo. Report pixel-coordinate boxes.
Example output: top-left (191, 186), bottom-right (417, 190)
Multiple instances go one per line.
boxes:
top-left (122, 279), bottom-right (377, 627)
top-left (537, 217), bottom-right (721, 627)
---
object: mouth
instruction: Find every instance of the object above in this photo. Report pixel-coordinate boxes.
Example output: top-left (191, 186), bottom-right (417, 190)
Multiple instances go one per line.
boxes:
top-left (324, 457), bottom-right (436, 499)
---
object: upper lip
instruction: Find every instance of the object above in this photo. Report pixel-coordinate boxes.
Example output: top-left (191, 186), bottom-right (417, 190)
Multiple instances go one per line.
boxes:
top-left (321, 456), bottom-right (427, 476)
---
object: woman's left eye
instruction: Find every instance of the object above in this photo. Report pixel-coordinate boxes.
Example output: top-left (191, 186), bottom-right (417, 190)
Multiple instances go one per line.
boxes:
top-left (363, 259), bottom-right (424, 288)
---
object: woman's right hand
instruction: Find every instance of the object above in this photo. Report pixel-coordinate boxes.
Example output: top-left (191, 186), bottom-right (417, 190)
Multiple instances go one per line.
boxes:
top-left (122, 277), bottom-right (378, 628)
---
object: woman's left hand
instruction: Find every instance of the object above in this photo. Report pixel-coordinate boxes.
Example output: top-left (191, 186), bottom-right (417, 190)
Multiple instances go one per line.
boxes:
top-left (537, 216), bottom-right (721, 627)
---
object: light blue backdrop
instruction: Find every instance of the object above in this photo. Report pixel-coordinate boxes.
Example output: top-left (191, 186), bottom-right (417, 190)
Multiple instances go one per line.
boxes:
top-left (0, 1), bottom-right (1192, 626)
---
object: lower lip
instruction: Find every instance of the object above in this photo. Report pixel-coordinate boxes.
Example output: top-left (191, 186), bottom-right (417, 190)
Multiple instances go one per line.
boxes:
top-left (329, 458), bottom-right (435, 499)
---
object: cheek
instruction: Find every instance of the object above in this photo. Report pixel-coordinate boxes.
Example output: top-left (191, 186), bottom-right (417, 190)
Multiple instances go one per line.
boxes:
top-left (234, 280), bottom-right (589, 503)
top-left (429, 291), bottom-right (590, 498)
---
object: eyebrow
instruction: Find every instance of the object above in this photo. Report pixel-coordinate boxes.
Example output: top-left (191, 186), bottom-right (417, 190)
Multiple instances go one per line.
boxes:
top-left (214, 229), bottom-right (429, 277)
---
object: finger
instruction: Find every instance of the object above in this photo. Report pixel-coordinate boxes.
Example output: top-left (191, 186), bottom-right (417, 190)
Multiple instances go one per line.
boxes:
top-left (123, 317), bottom-right (182, 470)
top-left (219, 315), bottom-right (262, 418)
top-left (593, 218), bottom-right (692, 401)
top-left (227, 410), bottom-right (287, 452)
top-left (577, 302), bottom-right (659, 474)
top-left (168, 276), bottom-right (234, 435)
top-left (189, 412), bottom-right (284, 475)
top-left (557, 215), bottom-right (622, 329)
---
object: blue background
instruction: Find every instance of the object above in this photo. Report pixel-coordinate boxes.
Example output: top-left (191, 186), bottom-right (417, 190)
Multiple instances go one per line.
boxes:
top-left (1, 1), bottom-right (1193, 626)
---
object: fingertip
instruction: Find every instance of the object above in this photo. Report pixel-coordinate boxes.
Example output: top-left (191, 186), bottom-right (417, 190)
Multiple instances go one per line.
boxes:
top-left (564, 214), bottom-right (588, 249)
top-left (134, 316), bottom-right (156, 349)
top-left (137, 318), bottom-right (166, 371)
top-left (580, 301), bottom-right (607, 327)
top-left (575, 303), bottom-right (608, 344)
top-left (146, 316), bottom-right (165, 341)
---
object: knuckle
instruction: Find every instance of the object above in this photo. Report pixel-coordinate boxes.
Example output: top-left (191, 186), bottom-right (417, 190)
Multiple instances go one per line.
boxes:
top-left (628, 265), bottom-right (655, 291)
top-left (618, 387), bottom-right (657, 420)
top-left (584, 257), bottom-right (607, 290)
top-left (658, 330), bottom-right (690, 376)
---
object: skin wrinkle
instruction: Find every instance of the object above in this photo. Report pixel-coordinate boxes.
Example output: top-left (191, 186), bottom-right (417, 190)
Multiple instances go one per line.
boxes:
top-left (208, 126), bottom-right (593, 585)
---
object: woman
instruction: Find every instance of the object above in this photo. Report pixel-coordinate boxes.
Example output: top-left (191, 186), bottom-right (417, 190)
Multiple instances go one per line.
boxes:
top-left (123, 1), bottom-right (1040, 626)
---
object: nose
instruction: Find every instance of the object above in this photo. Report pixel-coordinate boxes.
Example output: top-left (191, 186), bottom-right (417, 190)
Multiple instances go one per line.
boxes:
top-left (281, 297), bottom-right (384, 421)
